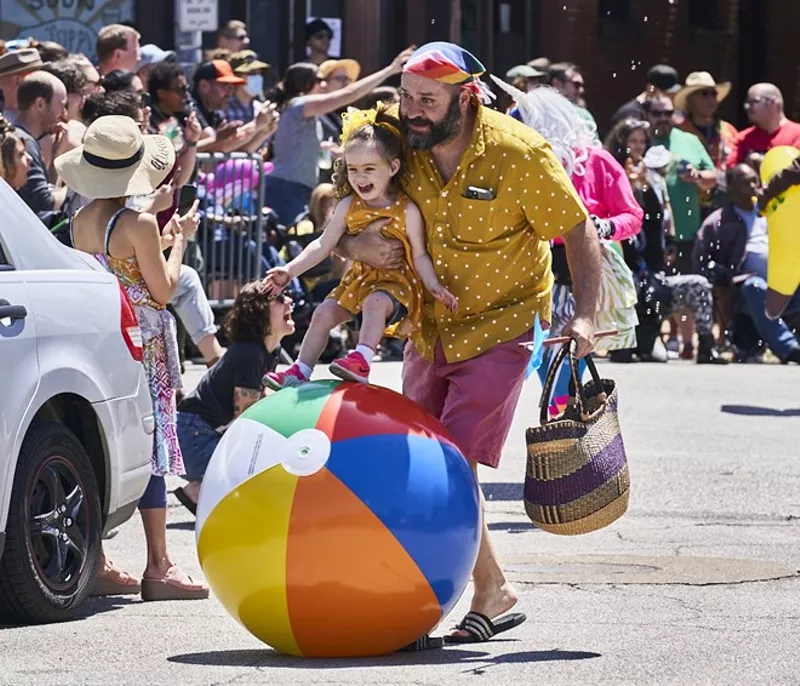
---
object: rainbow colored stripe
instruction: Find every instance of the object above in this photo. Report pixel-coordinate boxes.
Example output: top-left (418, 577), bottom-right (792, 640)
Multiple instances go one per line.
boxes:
top-left (403, 41), bottom-right (486, 85)
top-left (196, 381), bottom-right (481, 657)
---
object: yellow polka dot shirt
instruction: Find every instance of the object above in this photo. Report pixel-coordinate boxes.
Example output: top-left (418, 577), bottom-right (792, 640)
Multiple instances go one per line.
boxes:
top-left (402, 105), bottom-right (589, 363)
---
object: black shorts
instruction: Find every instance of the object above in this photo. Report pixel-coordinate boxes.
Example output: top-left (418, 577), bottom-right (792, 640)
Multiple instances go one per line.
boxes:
top-left (667, 240), bottom-right (696, 276)
top-left (352, 291), bottom-right (408, 332)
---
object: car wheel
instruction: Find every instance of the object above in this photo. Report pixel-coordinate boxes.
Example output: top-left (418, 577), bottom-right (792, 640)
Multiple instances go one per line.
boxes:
top-left (0, 421), bottom-right (102, 624)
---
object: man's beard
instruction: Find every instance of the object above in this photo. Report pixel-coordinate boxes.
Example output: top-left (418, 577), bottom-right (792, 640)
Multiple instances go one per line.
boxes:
top-left (401, 94), bottom-right (462, 150)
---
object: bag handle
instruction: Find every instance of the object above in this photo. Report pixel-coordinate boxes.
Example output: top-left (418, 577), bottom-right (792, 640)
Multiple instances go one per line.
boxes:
top-left (539, 340), bottom-right (606, 425)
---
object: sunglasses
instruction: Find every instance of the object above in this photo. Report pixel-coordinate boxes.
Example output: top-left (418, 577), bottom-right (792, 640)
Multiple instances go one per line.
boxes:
top-left (696, 89), bottom-right (718, 97)
top-left (649, 109), bottom-right (674, 117)
top-left (623, 118), bottom-right (650, 129)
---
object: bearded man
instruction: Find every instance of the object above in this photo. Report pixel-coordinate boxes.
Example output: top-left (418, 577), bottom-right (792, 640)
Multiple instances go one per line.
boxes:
top-left (338, 42), bottom-right (602, 647)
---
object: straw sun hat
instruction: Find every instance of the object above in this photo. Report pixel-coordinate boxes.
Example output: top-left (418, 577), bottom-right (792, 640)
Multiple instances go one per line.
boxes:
top-left (55, 115), bottom-right (175, 200)
top-left (674, 72), bottom-right (731, 112)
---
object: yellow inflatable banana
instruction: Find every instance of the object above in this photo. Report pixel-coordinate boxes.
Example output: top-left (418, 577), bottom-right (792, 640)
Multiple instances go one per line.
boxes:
top-left (760, 146), bottom-right (800, 319)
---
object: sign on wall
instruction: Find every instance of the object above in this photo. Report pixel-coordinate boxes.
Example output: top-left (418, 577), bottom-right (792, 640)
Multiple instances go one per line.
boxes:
top-left (0, 0), bottom-right (135, 60)
top-left (178, 0), bottom-right (218, 33)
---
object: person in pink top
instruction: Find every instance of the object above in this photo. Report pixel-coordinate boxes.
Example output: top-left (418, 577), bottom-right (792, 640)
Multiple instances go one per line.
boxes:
top-left (496, 79), bottom-right (642, 413)
top-left (727, 83), bottom-right (800, 167)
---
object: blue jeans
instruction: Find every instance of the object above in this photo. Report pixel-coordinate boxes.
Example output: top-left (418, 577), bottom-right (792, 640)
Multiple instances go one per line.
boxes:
top-left (263, 176), bottom-right (313, 226)
top-left (177, 412), bottom-right (221, 482)
top-left (739, 276), bottom-right (800, 359)
top-left (171, 265), bottom-right (217, 344)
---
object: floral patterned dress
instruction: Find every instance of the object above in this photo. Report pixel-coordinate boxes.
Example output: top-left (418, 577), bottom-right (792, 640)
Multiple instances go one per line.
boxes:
top-left (71, 208), bottom-right (184, 476)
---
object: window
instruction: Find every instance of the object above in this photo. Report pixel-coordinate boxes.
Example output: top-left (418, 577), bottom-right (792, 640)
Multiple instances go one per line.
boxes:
top-left (0, 240), bottom-right (12, 270)
top-left (598, 0), bottom-right (631, 22)
top-left (690, 0), bottom-right (721, 30)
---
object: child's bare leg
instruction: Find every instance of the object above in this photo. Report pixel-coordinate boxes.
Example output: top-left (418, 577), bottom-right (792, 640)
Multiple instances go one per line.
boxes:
top-left (298, 300), bottom-right (352, 369)
top-left (358, 292), bottom-right (394, 354)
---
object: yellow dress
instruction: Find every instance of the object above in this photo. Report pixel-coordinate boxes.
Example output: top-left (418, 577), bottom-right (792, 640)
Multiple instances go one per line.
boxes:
top-left (327, 192), bottom-right (424, 338)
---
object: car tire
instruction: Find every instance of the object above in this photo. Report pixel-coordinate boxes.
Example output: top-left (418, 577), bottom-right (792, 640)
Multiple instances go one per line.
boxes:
top-left (0, 421), bottom-right (102, 624)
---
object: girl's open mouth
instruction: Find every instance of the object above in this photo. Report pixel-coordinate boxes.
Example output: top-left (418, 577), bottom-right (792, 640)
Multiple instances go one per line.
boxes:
top-left (357, 183), bottom-right (374, 195)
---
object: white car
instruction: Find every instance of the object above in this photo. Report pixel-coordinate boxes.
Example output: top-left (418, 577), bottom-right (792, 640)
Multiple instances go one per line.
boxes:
top-left (0, 180), bottom-right (152, 623)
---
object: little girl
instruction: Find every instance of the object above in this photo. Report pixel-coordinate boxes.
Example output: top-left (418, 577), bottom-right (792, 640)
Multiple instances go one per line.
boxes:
top-left (262, 104), bottom-right (457, 387)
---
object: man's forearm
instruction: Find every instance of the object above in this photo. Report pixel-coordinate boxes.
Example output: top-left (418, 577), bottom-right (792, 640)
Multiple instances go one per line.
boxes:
top-left (563, 218), bottom-right (601, 319)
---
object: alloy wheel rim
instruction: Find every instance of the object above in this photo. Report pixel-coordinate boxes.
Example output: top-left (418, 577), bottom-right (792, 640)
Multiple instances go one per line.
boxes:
top-left (26, 456), bottom-right (90, 594)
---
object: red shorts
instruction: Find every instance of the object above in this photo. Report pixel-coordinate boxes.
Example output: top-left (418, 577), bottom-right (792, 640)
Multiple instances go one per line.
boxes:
top-left (402, 331), bottom-right (531, 468)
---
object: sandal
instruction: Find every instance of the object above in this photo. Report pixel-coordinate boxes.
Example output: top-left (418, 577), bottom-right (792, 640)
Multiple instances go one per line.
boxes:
top-left (396, 634), bottom-right (444, 652)
top-left (444, 611), bottom-right (527, 644)
top-left (173, 487), bottom-right (197, 516)
top-left (91, 560), bottom-right (141, 597)
top-left (141, 565), bottom-right (209, 601)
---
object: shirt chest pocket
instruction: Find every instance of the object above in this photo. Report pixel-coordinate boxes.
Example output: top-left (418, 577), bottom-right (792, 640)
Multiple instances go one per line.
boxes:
top-left (451, 199), bottom-right (502, 245)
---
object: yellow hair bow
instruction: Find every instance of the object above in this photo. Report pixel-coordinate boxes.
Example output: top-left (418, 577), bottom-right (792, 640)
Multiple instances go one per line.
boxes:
top-left (339, 102), bottom-right (401, 146)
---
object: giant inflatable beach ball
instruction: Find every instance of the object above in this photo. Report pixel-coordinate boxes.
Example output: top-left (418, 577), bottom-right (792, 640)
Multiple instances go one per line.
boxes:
top-left (195, 380), bottom-right (480, 658)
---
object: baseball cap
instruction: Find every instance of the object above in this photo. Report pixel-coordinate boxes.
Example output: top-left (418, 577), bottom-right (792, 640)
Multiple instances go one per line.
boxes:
top-left (646, 64), bottom-right (681, 94)
top-left (137, 44), bottom-right (175, 72)
top-left (506, 64), bottom-right (546, 81)
top-left (229, 50), bottom-right (270, 75)
top-left (194, 60), bottom-right (246, 85)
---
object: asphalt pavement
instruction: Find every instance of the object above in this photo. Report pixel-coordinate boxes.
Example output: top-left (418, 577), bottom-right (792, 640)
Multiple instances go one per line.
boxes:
top-left (2, 358), bottom-right (799, 685)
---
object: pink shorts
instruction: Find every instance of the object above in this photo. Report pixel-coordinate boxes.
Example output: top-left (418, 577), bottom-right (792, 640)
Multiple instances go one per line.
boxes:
top-left (402, 331), bottom-right (531, 468)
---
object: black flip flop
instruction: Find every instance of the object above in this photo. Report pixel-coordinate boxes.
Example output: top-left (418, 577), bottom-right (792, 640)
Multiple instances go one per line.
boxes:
top-left (444, 611), bottom-right (527, 644)
top-left (173, 487), bottom-right (197, 516)
top-left (396, 634), bottom-right (444, 652)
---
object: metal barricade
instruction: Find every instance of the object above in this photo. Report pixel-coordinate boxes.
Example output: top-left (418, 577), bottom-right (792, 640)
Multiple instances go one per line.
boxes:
top-left (189, 152), bottom-right (266, 309)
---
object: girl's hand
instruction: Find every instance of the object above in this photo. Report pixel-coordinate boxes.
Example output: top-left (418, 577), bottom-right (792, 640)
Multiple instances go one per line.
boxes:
top-left (430, 284), bottom-right (458, 312)
top-left (262, 268), bottom-right (292, 296)
top-left (173, 199), bottom-right (200, 239)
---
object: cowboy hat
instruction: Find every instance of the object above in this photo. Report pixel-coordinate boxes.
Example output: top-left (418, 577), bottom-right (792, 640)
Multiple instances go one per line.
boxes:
top-left (317, 58), bottom-right (361, 83)
top-left (674, 72), bottom-right (731, 111)
top-left (55, 115), bottom-right (175, 200)
top-left (0, 48), bottom-right (44, 78)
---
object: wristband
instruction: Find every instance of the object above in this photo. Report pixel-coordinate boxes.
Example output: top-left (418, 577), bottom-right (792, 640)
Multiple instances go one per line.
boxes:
top-left (590, 215), bottom-right (615, 240)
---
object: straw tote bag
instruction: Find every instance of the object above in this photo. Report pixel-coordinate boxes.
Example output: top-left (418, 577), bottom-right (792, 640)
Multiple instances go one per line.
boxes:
top-left (524, 341), bottom-right (630, 535)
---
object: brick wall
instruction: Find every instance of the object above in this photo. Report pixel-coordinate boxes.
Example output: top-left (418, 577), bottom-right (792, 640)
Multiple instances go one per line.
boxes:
top-left (763, 0), bottom-right (800, 121)
top-left (538, 0), bottom-right (740, 135)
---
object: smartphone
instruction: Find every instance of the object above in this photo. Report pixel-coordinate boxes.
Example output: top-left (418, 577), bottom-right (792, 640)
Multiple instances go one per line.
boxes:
top-left (177, 184), bottom-right (197, 214)
top-left (464, 185), bottom-right (495, 201)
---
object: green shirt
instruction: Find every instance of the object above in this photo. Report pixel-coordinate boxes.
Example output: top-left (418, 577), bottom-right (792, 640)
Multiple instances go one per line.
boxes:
top-left (654, 128), bottom-right (715, 242)
top-left (576, 106), bottom-right (599, 142)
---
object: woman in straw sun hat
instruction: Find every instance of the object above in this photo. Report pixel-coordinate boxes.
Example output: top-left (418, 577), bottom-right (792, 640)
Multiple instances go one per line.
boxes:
top-left (676, 71), bottom-right (738, 214)
top-left (55, 115), bottom-right (209, 601)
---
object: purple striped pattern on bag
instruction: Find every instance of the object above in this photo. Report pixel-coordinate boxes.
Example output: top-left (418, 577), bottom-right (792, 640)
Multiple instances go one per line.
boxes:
top-left (524, 434), bottom-right (626, 506)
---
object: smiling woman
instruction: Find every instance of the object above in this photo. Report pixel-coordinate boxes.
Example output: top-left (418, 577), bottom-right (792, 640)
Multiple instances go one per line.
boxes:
top-left (173, 283), bottom-right (296, 515)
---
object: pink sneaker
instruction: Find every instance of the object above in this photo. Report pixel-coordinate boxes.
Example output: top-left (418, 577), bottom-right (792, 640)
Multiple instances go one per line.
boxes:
top-left (263, 364), bottom-right (308, 391)
top-left (329, 351), bottom-right (371, 384)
